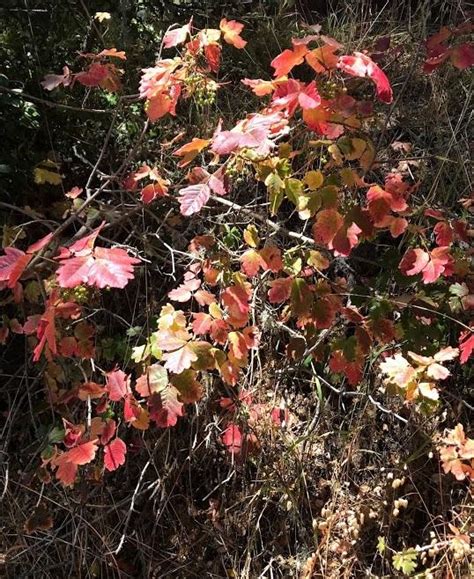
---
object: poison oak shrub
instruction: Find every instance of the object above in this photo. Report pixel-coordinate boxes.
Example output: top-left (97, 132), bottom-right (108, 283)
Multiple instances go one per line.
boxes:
top-left (0, 16), bottom-right (473, 576)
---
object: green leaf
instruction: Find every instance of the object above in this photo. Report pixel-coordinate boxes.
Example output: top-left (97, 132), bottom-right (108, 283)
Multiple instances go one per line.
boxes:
top-left (392, 549), bottom-right (418, 576)
top-left (284, 178), bottom-right (303, 205)
top-left (48, 426), bottom-right (65, 444)
top-left (265, 172), bottom-right (285, 215)
top-left (377, 536), bottom-right (386, 555)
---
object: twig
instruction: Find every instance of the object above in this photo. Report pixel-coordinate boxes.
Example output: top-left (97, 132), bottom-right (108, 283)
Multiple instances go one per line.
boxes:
top-left (0, 86), bottom-right (112, 115)
top-left (210, 195), bottom-right (320, 248)
top-left (113, 459), bottom-right (151, 555)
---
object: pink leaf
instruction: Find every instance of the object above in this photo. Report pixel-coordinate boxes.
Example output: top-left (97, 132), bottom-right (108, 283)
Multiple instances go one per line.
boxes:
top-left (338, 52), bottom-right (393, 103)
top-left (178, 183), bottom-right (211, 216)
top-left (399, 248), bottom-right (430, 277)
top-left (399, 247), bottom-right (454, 284)
top-left (41, 66), bottom-right (72, 90)
top-left (106, 369), bottom-right (131, 401)
top-left (87, 247), bottom-right (139, 289)
top-left (163, 20), bottom-right (191, 49)
top-left (56, 255), bottom-right (94, 288)
top-left (162, 344), bottom-right (198, 374)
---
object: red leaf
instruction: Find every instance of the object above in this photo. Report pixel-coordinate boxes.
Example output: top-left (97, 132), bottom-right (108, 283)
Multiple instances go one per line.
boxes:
top-left (205, 43), bottom-right (221, 72)
top-left (0, 248), bottom-right (32, 288)
top-left (99, 418), bottom-right (117, 445)
top-left (329, 350), bottom-right (363, 386)
top-left (306, 43), bottom-right (340, 73)
top-left (192, 312), bottom-right (213, 335)
top-left (459, 331), bottom-right (474, 364)
top-left (75, 62), bottom-right (109, 86)
top-left (55, 460), bottom-right (77, 486)
top-left (221, 424), bottom-right (243, 454)
top-left (268, 277), bottom-right (292, 304)
top-left (56, 255), bottom-right (94, 288)
top-left (331, 223), bottom-right (361, 256)
top-left (241, 78), bottom-right (276, 96)
top-left (173, 138), bottom-right (210, 167)
top-left (56, 244), bottom-right (139, 289)
top-left (106, 369), bottom-right (131, 401)
top-left (221, 284), bottom-right (251, 318)
top-left (90, 247), bottom-right (139, 288)
top-left (104, 438), bottom-right (127, 471)
top-left (387, 216), bottom-right (408, 238)
top-left (240, 249), bottom-right (263, 277)
top-left (272, 79), bottom-right (321, 115)
top-left (367, 192), bottom-right (391, 223)
top-left (260, 246), bottom-right (282, 272)
top-left (399, 248), bottom-right (430, 277)
top-left (434, 221), bottom-right (453, 246)
top-left (140, 180), bottom-right (169, 204)
top-left (33, 307), bottom-right (57, 362)
top-left (338, 52), bottom-right (393, 103)
top-left (178, 183), bottom-right (211, 216)
top-left (450, 43), bottom-right (474, 70)
top-left (93, 48), bottom-right (126, 60)
top-left (312, 209), bottom-right (344, 246)
top-left (146, 93), bottom-right (173, 121)
top-left (149, 385), bottom-right (184, 427)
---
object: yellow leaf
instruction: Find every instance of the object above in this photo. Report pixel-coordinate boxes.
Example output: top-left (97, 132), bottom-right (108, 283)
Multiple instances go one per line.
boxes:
top-left (344, 138), bottom-right (368, 161)
top-left (243, 224), bottom-right (260, 248)
top-left (359, 140), bottom-right (375, 171)
top-left (304, 170), bottom-right (324, 190)
top-left (34, 160), bottom-right (63, 185)
top-left (327, 144), bottom-right (343, 166)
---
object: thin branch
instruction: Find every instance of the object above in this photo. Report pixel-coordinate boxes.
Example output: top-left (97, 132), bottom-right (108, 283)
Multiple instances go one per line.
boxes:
top-left (0, 86), bottom-right (112, 114)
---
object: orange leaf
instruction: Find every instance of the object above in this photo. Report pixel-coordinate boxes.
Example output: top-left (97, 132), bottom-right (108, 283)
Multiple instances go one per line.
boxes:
top-left (66, 440), bottom-right (98, 465)
top-left (271, 45), bottom-right (308, 77)
top-left (219, 18), bottom-right (247, 49)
